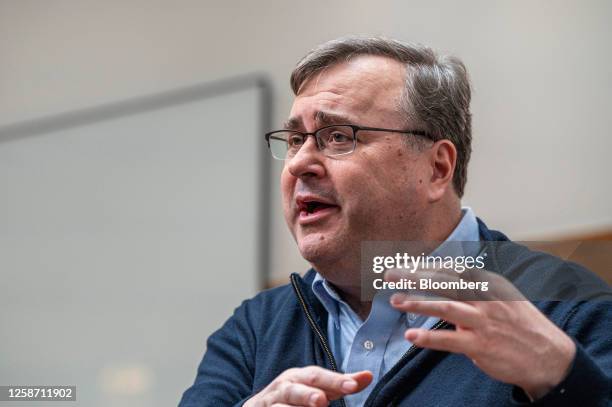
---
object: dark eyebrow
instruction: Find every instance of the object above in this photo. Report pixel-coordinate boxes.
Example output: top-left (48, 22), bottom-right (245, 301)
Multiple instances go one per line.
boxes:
top-left (283, 111), bottom-right (352, 131)
top-left (314, 111), bottom-right (352, 127)
top-left (283, 116), bottom-right (303, 131)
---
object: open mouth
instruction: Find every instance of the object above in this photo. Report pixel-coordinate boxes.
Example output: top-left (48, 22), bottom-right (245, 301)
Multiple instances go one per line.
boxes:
top-left (303, 201), bottom-right (335, 215)
top-left (296, 197), bottom-right (340, 222)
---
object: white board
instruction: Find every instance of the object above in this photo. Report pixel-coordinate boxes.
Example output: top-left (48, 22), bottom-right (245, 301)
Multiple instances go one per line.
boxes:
top-left (0, 79), bottom-right (269, 407)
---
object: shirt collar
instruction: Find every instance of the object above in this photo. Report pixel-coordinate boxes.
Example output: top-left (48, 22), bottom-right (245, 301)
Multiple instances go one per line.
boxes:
top-left (312, 273), bottom-right (344, 323)
top-left (446, 206), bottom-right (479, 243)
top-left (432, 206), bottom-right (481, 258)
top-left (312, 207), bottom-right (481, 320)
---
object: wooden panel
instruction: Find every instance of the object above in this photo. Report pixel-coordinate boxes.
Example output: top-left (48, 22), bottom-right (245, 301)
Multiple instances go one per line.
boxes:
top-left (529, 229), bottom-right (612, 285)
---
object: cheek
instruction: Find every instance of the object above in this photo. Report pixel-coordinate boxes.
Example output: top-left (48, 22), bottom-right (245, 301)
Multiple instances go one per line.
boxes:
top-left (280, 168), bottom-right (294, 212)
top-left (384, 149), bottom-right (429, 188)
top-left (343, 154), bottom-right (423, 210)
top-left (332, 165), bottom-right (385, 215)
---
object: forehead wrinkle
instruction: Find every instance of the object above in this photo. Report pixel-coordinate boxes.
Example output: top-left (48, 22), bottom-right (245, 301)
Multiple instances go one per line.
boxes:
top-left (293, 56), bottom-right (407, 128)
top-left (288, 91), bottom-right (357, 129)
top-left (329, 76), bottom-right (399, 120)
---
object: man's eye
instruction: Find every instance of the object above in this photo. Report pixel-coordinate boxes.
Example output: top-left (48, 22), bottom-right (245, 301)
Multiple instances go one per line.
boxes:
top-left (287, 134), bottom-right (304, 147)
top-left (329, 132), bottom-right (351, 143)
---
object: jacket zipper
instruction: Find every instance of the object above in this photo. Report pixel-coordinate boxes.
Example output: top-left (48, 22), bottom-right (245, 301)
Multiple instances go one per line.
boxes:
top-left (363, 318), bottom-right (449, 407)
top-left (290, 274), bottom-right (347, 407)
top-left (291, 274), bottom-right (449, 407)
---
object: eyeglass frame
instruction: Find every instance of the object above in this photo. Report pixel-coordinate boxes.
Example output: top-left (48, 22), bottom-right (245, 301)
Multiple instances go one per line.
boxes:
top-left (264, 124), bottom-right (435, 160)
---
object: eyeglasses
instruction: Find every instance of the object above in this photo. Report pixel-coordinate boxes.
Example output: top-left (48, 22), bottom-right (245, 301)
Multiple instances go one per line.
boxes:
top-left (264, 124), bottom-right (434, 160)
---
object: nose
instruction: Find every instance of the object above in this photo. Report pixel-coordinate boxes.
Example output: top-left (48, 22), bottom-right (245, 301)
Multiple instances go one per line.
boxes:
top-left (286, 134), bottom-right (326, 179)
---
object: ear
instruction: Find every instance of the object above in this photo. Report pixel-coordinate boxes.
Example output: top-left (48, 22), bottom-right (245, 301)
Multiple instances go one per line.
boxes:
top-left (426, 140), bottom-right (457, 202)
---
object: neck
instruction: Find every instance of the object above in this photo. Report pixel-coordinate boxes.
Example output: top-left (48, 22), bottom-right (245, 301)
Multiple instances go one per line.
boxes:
top-left (422, 199), bottom-right (463, 241)
top-left (328, 281), bottom-right (372, 321)
top-left (316, 201), bottom-right (463, 319)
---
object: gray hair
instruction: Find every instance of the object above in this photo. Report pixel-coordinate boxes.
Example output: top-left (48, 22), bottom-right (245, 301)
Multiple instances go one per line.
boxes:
top-left (290, 36), bottom-right (472, 198)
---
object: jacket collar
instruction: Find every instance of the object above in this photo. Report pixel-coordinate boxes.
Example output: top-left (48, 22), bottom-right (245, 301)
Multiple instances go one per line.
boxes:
top-left (477, 217), bottom-right (508, 242)
top-left (291, 269), bottom-right (329, 329)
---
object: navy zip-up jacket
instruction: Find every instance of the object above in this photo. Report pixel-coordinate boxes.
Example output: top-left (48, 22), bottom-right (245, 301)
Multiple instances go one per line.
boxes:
top-left (180, 220), bottom-right (611, 406)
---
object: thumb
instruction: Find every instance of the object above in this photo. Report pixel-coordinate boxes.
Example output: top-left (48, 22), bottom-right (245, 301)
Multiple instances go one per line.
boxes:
top-left (346, 370), bottom-right (373, 392)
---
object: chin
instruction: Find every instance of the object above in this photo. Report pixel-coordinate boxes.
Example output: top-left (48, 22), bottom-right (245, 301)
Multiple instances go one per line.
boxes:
top-left (297, 232), bottom-right (335, 263)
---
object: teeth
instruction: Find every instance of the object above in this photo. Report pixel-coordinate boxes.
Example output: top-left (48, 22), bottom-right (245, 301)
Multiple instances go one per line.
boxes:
top-left (299, 200), bottom-right (335, 216)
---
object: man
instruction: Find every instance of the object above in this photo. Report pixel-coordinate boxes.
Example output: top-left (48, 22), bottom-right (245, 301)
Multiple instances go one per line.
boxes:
top-left (179, 37), bottom-right (611, 406)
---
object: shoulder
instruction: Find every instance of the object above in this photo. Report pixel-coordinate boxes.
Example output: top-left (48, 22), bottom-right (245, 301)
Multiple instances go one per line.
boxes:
top-left (478, 218), bottom-right (611, 302)
top-left (242, 269), bottom-right (316, 310)
top-left (230, 270), bottom-right (317, 332)
top-left (488, 238), bottom-right (610, 302)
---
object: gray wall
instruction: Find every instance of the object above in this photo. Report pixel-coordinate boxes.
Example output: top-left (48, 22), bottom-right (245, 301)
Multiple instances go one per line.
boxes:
top-left (0, 85), bottom-right (262, 406)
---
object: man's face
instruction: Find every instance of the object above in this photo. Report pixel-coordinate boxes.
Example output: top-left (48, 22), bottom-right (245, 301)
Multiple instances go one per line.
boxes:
top-left (281, 55), bottom-right (431, 282)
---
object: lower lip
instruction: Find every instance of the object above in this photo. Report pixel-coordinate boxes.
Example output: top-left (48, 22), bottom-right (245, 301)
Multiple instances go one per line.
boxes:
top-left (298, 206), bottom-right (340, 225)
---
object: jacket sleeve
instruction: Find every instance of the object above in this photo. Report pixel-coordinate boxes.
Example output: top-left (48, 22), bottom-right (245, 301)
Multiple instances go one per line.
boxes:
top-left (179, 299), bottom-right (258, 407)
top-left (511, 301), bottom-right (612, 406)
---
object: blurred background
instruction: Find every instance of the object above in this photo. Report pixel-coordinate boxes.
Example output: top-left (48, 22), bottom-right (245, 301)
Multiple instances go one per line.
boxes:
top-left (1, 1), bottom-right (611, 406)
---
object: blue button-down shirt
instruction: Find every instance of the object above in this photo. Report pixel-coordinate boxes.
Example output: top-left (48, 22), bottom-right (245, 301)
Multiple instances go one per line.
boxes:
top-left (312, 207), bottom-right (481, 406)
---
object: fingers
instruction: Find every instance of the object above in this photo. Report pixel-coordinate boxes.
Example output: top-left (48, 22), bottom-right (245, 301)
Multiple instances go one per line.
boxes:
top-left (260, 386), bottom-right (325, 407)
top-left (288, 367), bottom-right (371, 397)
top-left (274, 382), bottom-right (327, 407)
top-left (390, 294), bottom-right (482, 328)
top-left (404, 328), bottom-right (477, 355)
top-left (348, 370), bottom-right (374, 392)
top-left (389, 293), bottom-right (482, 356)
top-left (253, 367), bottom-right (373, 406)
